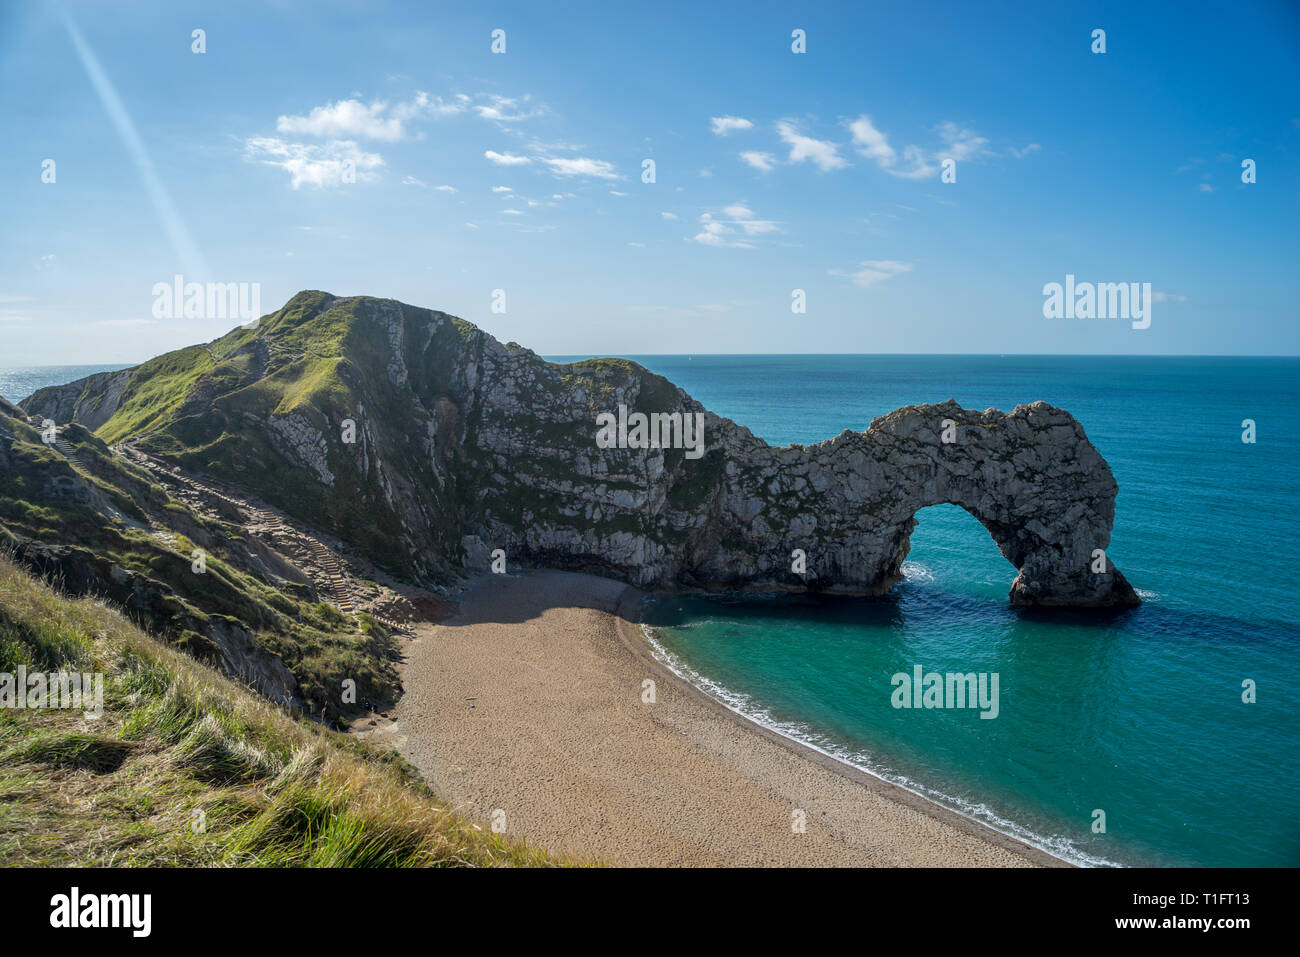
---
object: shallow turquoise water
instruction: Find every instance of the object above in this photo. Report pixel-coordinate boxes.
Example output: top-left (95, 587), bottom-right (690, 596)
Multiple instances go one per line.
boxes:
top-left (567, 355), bottom-right (1299, 867)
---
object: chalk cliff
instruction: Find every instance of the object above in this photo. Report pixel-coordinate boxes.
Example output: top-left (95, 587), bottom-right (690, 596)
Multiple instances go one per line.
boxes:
top-left (22, 291), bottom-right (1139, 608)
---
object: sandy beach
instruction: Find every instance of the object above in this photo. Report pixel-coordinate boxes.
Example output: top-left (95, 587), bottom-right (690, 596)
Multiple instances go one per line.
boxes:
top-left (386, 569), bottom-right (1064, 867)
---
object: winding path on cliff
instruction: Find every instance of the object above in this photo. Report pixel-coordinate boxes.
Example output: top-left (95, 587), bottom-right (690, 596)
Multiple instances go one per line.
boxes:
top-left (385, 569), bottom-right (1064, 867)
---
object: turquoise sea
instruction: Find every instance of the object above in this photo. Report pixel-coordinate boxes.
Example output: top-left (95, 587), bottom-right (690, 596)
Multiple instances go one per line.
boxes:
top-left (8, 357), bottom-right (1299, 866)
top-left (556, 354), bottom-right (1300, 868)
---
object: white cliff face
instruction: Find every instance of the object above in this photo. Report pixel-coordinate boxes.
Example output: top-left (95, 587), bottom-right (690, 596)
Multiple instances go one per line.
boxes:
top-left (21, 293), bottom-right (1139, 608)
top-left (438, 313), bottom-right (1137, 608)
top-left (267, 412), bottom-right (335, 487)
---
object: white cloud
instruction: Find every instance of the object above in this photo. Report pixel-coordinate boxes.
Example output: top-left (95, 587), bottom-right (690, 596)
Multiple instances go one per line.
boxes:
top-left (691, 203), bottom-right (779, 247)
top-left (739, 150), bottom-right (776, 171)
top-left (628, 241), bottom-right (647, 247)
top-left (492, 185), bottom-right (513, 193)
top-left (243, 137), bottom-right (384, 188)
top-left (435, 184), bottom-right (456, 192)
top-left (1153, 291), bottom-right (1190, 303)
top-left (847, 115), bottom-right (896, 165)
top-left (936, 121), bottom-right (991, 162)
top-left (502, 209), bottom-right (525, 215)
top-left (1009, 143), bottom-right (1041, 159)
top-left (847, 115), bottom-right (934, 179)
top-left (661, 211), bottom-right (677, 220)
top-left (710, 115), bottom-right (753, 136)
top-left (848, 115), bottom-right (1001, 179)
top-left (609, 190), bottom-right (629, 197)
top-left (777, 121), bottom-right (847, 171)
top-left (830, 259), bottom-right (913, 287)
top-left (541, 156), bottom-right (618, 179)
top-left (485, 150), bottom-right (532, 166)
top-left (402, 175), bottom-right (427, 187)
top-left (277, 99), bottom-right (405, 141)
top-left (1198, 183), bottom-right (1214, 193)
top-left (276, 92), bottom-right (462, 142)
top-left (474, 94), bottom-right (544, 124)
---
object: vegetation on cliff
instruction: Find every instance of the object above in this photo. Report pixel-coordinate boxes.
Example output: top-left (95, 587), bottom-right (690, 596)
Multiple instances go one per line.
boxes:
top-left (0, 554), bottom-right (562, 867)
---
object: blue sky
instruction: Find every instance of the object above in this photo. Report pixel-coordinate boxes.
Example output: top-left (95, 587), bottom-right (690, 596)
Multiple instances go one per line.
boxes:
top-left (1, 0), bottom-right (1297, 365)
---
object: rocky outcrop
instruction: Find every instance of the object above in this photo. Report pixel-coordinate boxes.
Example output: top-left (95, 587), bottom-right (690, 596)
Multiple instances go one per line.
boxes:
top-left (7, 539), bottom-right (301, 705)
top-left (450, 341), bottom-right (1138, 609)
top-left (23, 367), bottom-right (135, 432)
top-left (22, 292), bottom-right (1139, 609)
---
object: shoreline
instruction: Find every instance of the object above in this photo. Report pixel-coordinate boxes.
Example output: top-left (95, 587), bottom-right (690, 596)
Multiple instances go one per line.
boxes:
top-left (388, 569), bottom-right (1069, 867)
top-left (616, 586), bottom-right (1073, 868)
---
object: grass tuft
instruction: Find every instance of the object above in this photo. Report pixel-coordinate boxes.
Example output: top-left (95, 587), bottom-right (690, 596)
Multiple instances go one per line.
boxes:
top-left (0, 554), bottom-right (570, 867)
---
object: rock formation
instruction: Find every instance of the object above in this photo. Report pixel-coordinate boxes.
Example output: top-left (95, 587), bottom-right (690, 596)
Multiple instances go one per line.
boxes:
top-left (22, 292), bottom-right (1139, 608)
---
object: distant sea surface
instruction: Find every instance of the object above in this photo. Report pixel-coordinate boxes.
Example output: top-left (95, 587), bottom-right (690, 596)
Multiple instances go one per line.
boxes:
top-left (10, 356), bottom-right (1299, 866)
top-left (551, 354), bottom-right (1300, 867)
top-left (0, 365), bottom-right (130, 405)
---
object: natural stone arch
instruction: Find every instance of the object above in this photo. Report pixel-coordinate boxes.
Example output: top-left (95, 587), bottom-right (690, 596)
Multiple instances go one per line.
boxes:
top-left (681, 399), bottom-right (1139, 609)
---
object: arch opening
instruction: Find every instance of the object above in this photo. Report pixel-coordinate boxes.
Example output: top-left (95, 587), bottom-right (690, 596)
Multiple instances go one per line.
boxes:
top-left (894, 503), bottom-right (1020, 599)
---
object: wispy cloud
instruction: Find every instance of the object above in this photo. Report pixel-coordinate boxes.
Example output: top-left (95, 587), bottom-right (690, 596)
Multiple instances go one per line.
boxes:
top-left (244, 137), bottom-right (383, 188)
top-left (936, 121), bottom-right (992, 161)
top-left (275, 93), bottom-right (459, 142)
top-left (710, 115), bottom-right (753, 136)
top-left (777, 121), bottom-right (847, 171)
top-left (830, 259), bottom-right (914, 287)
top-left (485, 149), bottom-right (532, 166)
top-left (847, 115), bottom-right (1003, 179)
top-left (474, 94), bottom-right (544, 125)
top-left (692, 202), bottom-right (780, 247)
top-left (540, 155), bottom-right (618, 179)
top-left (847, 115), bottom-right (933, 179)
top-left (739, 150), bottom-right (776, 171)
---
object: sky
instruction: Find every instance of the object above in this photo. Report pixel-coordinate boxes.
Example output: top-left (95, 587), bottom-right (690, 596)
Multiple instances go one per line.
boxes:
top-left (1, 0), bottom-right (1298, 365)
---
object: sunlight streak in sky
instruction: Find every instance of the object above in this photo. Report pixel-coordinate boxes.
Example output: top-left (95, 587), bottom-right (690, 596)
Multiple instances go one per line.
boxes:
top-left (58, 6), bottom-right (209, 279)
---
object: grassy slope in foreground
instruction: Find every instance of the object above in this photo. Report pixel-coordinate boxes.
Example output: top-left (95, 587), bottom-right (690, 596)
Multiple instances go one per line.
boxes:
top-left (0, 554), bottom-right (565, 867)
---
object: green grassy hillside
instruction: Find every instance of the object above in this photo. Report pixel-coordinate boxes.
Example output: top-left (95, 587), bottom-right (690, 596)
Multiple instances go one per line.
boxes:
top-left (0, 553), bottom-right (566, 867)
top-left (0, 398), bottom-right (400, 721)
